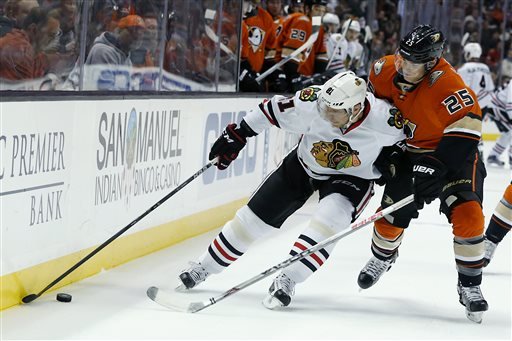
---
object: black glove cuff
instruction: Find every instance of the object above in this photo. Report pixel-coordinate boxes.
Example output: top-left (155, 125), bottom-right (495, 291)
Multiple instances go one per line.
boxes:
top-left (238, 120), bottom-right (257, 137)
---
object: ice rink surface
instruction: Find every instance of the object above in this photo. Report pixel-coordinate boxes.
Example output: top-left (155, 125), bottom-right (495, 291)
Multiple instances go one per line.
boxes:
top-left (2, 143), bottom-right (511, 340)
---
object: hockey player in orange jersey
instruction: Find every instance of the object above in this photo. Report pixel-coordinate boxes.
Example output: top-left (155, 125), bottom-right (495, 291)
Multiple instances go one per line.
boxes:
top-left (239, 0), bottom-right (276, 91)
top-left (274, 0), bottom-right (327, 92)
top-left (358, 25), bottom-right (489, 323)
top-left (484, 181), bottom-right (512, 266)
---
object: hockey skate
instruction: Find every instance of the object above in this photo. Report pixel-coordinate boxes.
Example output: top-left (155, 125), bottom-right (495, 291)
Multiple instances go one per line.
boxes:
top-left (487, 155), bottom-right (505, 167)
top-left (175, 262), bottom-right (210, 291)
top-left (357, 252), bottom-right (398, 289)
top-left (483, 238), bottom-right (497, 267)
top-left (457, 281), bottom-right (488, 323)
top-left (262, 273), bottom-right (296, 309)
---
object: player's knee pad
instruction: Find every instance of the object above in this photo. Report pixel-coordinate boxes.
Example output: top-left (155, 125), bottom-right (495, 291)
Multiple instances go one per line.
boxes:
top-left (231, 205), bottom-right (275, 244)
top-left (450, 201), bottom-right (485, 238)
top-left (440, 191), bottom-right (482, 224)
top-left (503, 184), bottom-right (512, 204)
top-left (312, 193), bottom-right (353, 234)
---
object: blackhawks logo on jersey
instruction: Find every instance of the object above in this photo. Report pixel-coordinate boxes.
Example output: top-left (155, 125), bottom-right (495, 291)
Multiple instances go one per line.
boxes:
top-left (311, 139), bottom-right (361, 170)
top-left (387, 108), bottom-right (416, 139)
top-left (299, 86), bottom-right (320, 102)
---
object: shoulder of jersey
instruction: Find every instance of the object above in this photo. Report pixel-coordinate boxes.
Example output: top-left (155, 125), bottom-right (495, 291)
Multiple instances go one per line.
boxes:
top-left (366, 91), bottom-right (392, 115)
top-left (428, 58), bottom-right (468, 90)
top-left (295, 85), bottom-right (323, 109)
top-left (370, 55), bottom-right (395, 78)
top-left (258, 7), bottom-right (274, 24)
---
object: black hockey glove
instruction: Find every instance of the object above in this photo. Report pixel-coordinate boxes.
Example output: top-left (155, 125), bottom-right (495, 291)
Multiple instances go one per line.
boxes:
top-left (412, 155), bottom-right (447, 207)
top-left (374, 141), bottom-right (406, 185)
top-left (209, 122), bottom-right (253, 170)
top-left (239, 69), bottom-right (263, 92)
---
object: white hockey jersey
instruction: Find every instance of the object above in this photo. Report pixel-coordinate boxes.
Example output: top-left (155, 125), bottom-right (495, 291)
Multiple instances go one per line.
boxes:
top-left (458, 61), bottom-right (495, 108)
top-left (490, 81), bottom-right (512, 130)
top-left (324, 33), bottom-right (348, 72)
top-left (243, 86), bottom-right (406, 180)
top-left (346, 40), bottom-right (364, 69)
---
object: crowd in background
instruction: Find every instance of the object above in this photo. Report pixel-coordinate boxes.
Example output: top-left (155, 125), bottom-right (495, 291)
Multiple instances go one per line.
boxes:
top-left (0, 0), bottom-right (511, 92)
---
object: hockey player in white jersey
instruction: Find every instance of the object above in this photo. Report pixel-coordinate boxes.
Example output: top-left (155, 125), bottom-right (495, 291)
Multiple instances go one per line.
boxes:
top-left (487, 80), bottom-right (512, 167)
top-left (458, 43), bottom-right (495, 108)
top-left (341, 19), bottom-right (364, 77)
top-left (322, 13), bottom-right (347, 73)
top-left (176, 71), bottom-right (406, 308)
top-left (457, 43), bottom-right (496, 158)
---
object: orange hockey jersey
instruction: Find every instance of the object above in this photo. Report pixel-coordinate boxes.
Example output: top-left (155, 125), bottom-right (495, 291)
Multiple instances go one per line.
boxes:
top-left (241, 7), bottom-right (276, 73)
top-left (368, 55), bottom-right (482, 164)
top-left (277, 13), bottom-right (326, 76)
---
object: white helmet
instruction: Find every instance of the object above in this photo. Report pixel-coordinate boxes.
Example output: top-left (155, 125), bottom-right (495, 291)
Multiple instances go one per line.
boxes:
top-left (323, 13), bottom-right (340, 26)
top-left (464, 42), bottom-right (482, 61)
top-left (323, 13), bottom-right (340, 33)
top-left (318, 71), bottom-right (367, 129)
top-left (342, 18), bottom-right (361, 33)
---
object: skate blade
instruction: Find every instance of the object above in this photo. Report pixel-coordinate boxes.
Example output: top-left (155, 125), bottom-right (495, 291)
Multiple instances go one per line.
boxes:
top-left (466, 310), bottom-right (483, 324)
top-left (174, 283), bottom-right (189, 292)
top-left (262, 294), bottom-right (284, 310)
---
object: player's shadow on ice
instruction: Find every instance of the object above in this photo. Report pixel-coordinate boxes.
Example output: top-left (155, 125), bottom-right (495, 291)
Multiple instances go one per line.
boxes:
top-left (291, 295), bottom-right (467, 324)
top-left (483, 270), bottom-right (511, 277)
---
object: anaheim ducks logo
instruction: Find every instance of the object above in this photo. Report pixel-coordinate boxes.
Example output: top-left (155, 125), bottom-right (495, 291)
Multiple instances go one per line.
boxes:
top-left (299, 86), bottom-right (320, 102)
top-left (311, 139), bottom-right (361, 170)
top-left (373, 58), bottom-right (385, 75)
top-left (248, 26), bottom-right (265, 52)
top-left (428, 70), bottom-right (444, 87)
top-left (430, 33), bottom-right (441, 43)
top-left (387, 108), bottom-right (417, 139)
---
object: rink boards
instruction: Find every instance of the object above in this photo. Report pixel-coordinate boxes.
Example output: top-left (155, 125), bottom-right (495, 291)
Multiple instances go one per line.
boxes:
top-left (0, 95), bottom-right (499, 310)
top-left (0, 95), bottom-right (303, 310)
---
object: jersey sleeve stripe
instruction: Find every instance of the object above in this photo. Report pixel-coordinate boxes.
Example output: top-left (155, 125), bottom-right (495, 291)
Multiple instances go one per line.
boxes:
top-left (258, 101), bottom-right (277, 126)
top-left (266, 101), bottom-right (281, 128)
top-left (443, 132), bottom-right (481, 141)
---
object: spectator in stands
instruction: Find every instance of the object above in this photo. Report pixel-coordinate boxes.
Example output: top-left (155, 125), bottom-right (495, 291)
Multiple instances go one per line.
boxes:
top-left (85, 14), bottom-right (145, 66)
top-left (0, 6), bottom-right (58, 80)
top-left (0, 0), bottom-right (39, 37)
top-left (131, 13), bottom-right (158, 67)
top-left (48, 0), bottom-right (76, 54)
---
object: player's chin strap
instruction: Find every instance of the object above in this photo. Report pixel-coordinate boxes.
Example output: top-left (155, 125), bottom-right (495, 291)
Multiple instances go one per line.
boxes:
top-left (147, 194), bottom-right (414, 313)
top-left (341, 102), bottom-right (365, 132)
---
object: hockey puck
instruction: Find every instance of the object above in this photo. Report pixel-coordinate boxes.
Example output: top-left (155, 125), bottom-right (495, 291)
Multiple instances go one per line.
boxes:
top-left (56, 293), bottom-right (72, 302)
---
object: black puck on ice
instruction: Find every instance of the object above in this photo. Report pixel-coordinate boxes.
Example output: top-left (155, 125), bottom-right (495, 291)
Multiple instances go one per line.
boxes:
top-left (56, 293), bottom-right (72, 302)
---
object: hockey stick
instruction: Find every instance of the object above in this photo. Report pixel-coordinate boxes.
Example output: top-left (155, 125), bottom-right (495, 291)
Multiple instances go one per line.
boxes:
top-left (147, 194), bottom-right (414, 313)
top-left (255, 16), bottom-right (322, 83)
top-left (204, 9), bottom-right (237, 60)
top-left (22, 159), bottom-right (217, 304)
top-left (325, 18), bottom-right (351, 70)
